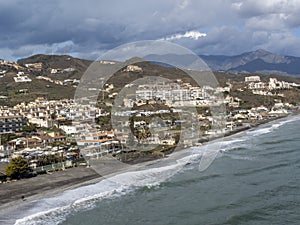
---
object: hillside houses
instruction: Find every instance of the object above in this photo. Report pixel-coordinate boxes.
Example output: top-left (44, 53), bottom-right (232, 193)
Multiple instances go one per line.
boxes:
top-left (245, 76), bottom-right (261, 82)
top-left (269, 78), bottom-right (291, 90)
top-left (13, 72), bottom-right (32, 83)
top-left (50, 67), bottom-right (76, 74)
top-left (125, 65), bottom-right (142, 72)
top-left (24, 62), bottom-right (43, 71)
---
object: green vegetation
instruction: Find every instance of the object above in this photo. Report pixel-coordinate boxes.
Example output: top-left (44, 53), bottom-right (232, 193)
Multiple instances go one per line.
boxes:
top-left (95, 116), bottom-right (112, 130)
top-left (36, 155), bottom-right (65, 166)
top-left (0, 133), bottom-right (18, 145)
top-left (5, 157), bottom-right (31, 179)
top-left (22, 124), bottom-right (38, 133)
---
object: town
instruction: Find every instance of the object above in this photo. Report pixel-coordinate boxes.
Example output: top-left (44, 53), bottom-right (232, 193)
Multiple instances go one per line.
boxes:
top-left (0, 58), bottom-right (300, 182)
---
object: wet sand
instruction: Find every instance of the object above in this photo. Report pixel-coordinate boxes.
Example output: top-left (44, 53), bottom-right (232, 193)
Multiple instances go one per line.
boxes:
top-left (0, 166), bottom-right (101, 208)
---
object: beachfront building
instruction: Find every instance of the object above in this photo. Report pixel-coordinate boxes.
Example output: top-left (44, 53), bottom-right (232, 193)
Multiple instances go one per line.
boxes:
top-left (77, 131), bottom-right (120, 147)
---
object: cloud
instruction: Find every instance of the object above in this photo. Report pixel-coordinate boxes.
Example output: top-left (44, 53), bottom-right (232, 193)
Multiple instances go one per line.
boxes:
top-left (232, 0), bottom-right (300, 29)
top-left (160, 31), bottom-right (207, 41)
top-left (0, 0), bottom-right (300, 61)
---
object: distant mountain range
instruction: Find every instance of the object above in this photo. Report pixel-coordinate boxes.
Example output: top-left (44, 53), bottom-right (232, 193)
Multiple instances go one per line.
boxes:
top-left (199, 49), bottom-right (300, 75)
top-left (1, 49), bottom-right (299, 77)
top-left (143, 49), bottom-right (300, 76)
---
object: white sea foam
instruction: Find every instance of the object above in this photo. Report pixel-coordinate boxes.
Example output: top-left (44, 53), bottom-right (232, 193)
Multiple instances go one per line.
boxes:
top-left (223, 153), bottom-right (255, 161)
top-left (14, 181), bottom-right (130, 225)
top-left (247, 126), bottom-right (273, 136)
top-left (247, 115), bottom-right (300, 137)
top-left (13, 157), bottom-right (191, 225)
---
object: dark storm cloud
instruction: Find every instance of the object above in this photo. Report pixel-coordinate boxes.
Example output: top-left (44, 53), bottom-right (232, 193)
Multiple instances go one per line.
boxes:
top-left (0, 0), bottom-right (300, 60)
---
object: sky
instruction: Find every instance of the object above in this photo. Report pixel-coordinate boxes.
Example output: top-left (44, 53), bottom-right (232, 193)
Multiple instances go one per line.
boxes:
top-left (1, 0), bottom-right (300, 61)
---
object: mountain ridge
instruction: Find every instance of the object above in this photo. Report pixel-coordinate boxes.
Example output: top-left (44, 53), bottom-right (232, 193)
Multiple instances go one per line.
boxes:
top-left (2, 49), bottom-right (300, 76)
top-left (199, 49), bottom-right (299, 75)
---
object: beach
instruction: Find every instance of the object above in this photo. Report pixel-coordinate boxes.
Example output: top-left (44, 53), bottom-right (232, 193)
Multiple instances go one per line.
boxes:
top-left (0, 112), bottom-right (299, 220)
top-left (0, 167), bottom-right (101, 210)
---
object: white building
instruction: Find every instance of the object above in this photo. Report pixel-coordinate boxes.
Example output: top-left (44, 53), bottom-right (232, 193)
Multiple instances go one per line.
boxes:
top-left (28, 118), bottom-right (55, 128)
top-left (60, 125), bottom-right (78, 135)
top-left (248, 82), bottom-right (265, 89)
top-left (245, 76), bottom-right (260, 82)
top-left (269, 78), bottom-right (291, 90)
top-left (126, 65), bottom-right (142, 72)
top-left (14, 74), bottom-right (32, 83)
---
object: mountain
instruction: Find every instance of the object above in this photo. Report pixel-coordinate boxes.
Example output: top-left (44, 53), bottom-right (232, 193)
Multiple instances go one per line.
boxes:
top-left (143, 49), bottom-right (300, 76)
top-left (199, 49), bottom-right (300, 75)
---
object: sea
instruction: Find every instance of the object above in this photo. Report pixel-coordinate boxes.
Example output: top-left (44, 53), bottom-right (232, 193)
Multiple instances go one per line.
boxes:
top-left (2, 114), bottom-right (300, 225)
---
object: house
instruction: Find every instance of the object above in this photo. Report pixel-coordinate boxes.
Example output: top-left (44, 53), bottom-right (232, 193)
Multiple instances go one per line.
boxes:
top-left (248, 82), bottom-right (265, 89)
top-left (51, 68), bottom-right (60, 74)
top-left (28, 118), bottom-right (56, 128)
top-left (245, 76), bottom-right (260, 82)
top-left (160, 138), bottom-right (176, 145)
top-left (25, 62), bottom-right (42, 70)
top-left (269, 78), bottom-right (292, 90)
top-left (8, 137), bottom-right (41, 149)
top-left (77, 131), bottom-right (120, 150)
top-left (126, 65), bottom-right (142, 72)
top-left (60, 125), bottom-right (78, 136)
top-left (39, 133), bottom-right (67, 144)
top-left (13, 72), bottom-right (32, 83)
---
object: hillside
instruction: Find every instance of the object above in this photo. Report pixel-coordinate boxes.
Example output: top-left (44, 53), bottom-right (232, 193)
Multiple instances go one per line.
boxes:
top-left (1, 52), bottom-right (300, 107)
top-left (0, 72), bottom-right (75, 106)
top-left (17, 54), bottom-right (92, 80)
top-left (0, 54), bottom-right (92, 106)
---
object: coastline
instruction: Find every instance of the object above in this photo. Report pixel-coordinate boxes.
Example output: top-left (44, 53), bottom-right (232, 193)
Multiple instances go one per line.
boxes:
top-left (0, 112), bottom-right (299, 217)
top-left (0, 167), bottom-right (101, 211)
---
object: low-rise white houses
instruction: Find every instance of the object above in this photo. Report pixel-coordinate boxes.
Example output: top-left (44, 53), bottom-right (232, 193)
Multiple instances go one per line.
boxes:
top-left (248, 82), bottom-right (265, 89)
top-left (245, 76), bottom-right (261, 82)
top-left (14, 72), bottom-right (32, 83)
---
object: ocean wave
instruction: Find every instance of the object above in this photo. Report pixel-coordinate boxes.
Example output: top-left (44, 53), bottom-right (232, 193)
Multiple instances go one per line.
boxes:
top-left (14, 156), bottom-right (191, 225)
top-left (223, 154), bottom-right (255, 161)
top-left (14, 182), bottom-right (131, 225)
top-left (247, 115), bottom-right (300, 137)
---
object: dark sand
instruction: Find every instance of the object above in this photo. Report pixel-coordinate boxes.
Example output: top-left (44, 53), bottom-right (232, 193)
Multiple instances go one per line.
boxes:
top-left (0, 166), bottom-right (100, 207)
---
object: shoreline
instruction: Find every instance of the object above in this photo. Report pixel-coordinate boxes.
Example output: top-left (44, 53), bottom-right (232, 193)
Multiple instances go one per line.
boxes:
top-left (0, 112), bottom-right (299, 215)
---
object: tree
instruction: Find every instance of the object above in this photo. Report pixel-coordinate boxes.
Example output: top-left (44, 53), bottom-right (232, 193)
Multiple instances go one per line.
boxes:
top-left (0, 133), bottom-right (17, 145)
top-left (22, 124), bottom-right (37, 133)
top-left (50, 112), bottom-right (57, 121)
top-left (6, 157), bottom-right (30, 179)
